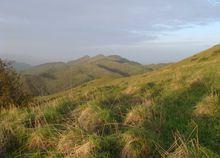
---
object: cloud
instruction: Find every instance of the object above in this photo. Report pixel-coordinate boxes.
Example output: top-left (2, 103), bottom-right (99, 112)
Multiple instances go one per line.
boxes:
top-left (0, 0), bottom-right (220, 64)
top-left (208, 0), bottom-right (220, 5)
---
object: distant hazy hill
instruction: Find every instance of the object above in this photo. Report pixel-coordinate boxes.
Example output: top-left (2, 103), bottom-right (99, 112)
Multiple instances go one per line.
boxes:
top-left (10, 61), bottom-right (32, 71)
top-left (22, 55), bottom-right (154, 95)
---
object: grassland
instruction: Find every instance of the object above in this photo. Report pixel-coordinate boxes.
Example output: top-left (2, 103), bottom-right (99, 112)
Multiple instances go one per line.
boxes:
top-left (21, 55), bottom-right (150, 96)
top-left (0, 45), bottom-right (220, 157)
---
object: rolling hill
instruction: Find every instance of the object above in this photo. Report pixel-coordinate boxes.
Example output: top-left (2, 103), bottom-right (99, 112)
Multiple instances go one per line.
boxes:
top-left (21, 55), bottom-right (152, 96)
top-left (0, 45), bottom-right (219, 157)
top-left (10, 61), bottom-right (32, 71)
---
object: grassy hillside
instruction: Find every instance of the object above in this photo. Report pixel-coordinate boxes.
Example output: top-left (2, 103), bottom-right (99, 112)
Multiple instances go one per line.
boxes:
top-left (22, 55), bottom-right (150, 96)
top-left (0, 45), bottom-right (220, 157)
top-left (144, 63), bottom-right (171, 71)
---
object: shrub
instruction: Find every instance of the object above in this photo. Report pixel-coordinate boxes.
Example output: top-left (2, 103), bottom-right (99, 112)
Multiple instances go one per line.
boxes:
top-left (0, 59), bottom-right (30, 108)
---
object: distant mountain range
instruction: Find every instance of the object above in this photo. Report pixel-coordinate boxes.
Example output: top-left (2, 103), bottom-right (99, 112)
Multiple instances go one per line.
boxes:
top-left (19, 55), bottom-right (168, 96)
top-left (10, 61), bottom-right (32, 71)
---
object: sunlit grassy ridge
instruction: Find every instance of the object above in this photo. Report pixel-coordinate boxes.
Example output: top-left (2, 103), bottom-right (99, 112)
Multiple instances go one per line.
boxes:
top-left (21, 55), bottom-right (151, 96)
top-left (0, 45), bottom-right (220, 157)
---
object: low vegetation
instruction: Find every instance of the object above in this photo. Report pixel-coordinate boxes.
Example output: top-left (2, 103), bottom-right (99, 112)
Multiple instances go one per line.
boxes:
top-left (0, 59), bottom-right (30, 108)
top-left (0, 45), bottom-right (220, 157)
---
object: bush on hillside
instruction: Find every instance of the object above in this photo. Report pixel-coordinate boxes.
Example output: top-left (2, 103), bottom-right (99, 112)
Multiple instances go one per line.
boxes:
top-left (0, 59), bottom-right (30, 108)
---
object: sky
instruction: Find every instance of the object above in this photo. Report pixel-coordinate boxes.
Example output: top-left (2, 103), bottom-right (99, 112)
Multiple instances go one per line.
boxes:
top-left (0, 0), bottom-right (220, 65)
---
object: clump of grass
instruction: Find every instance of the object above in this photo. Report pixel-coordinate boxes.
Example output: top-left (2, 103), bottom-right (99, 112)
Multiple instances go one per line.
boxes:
top-left (198, 57), bottom-right (209, 62)
top-left (121, 129), bottom-right (151, 158)
top-left (24, 99), bottom-right (77, 128)
top-left (138, 81), bottom-right (164, 102)
top-left (87, 134), bottom-right (121, 158)
top-left (45, 150), bottom-right (63, 158)
top-left (43, 99), bottom-right (76, 123)
top-left (73, 140), bottom-right (95, 158)
top-left (77, 104), bottom-right (114, 133)
top-left (157, 125), bottom-right (220, 158)
top-left (24, 108), bottom-right (46, 128)
top-left (58, 131), bottom-right (96, 158)
top-left (97, 93), bottom-right (136, 122)
top-left (0, 108), bottom-right (27, 155)
top-left (124, 86), bottom-right (139, 94)
top-left (194, 94), bottom-right (219, 117)
top-left (212, 50), bottom-right (220, 56)
top-left (124, 105), bottom-right (152, 126)
top-left (79, 85), bottom-right (121, 102)
top-left (0, 127), bottom-right (17, 155)
top-left (57, 128), bottom-right (85, 155)
top-left (26, 125), bottom-right (57, 151)
top-left (191, 56), bottom-right (198, 61)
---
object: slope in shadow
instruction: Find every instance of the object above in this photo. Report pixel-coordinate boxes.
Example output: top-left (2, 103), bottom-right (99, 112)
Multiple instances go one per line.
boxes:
top-left (97, 64), bottom-right (130, 77)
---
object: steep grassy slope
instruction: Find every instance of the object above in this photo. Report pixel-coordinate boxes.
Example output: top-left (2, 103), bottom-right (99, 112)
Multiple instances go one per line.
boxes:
top-left (0, 45), bottom-right (219, 158)
top-left (22, 55), bottom-right (149, 96)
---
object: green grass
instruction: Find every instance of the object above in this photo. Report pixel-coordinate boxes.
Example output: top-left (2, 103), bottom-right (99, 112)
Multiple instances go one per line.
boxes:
top-left (0, 45), bottom-right (220, 157)
top-left (22, 55), bottom-right (152, 96)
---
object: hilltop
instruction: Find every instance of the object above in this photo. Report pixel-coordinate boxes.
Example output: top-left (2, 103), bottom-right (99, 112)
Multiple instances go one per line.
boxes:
top-left (21, 55), bottom-right (153, 95)
top-left (0, 45), bottom-right (219, 157)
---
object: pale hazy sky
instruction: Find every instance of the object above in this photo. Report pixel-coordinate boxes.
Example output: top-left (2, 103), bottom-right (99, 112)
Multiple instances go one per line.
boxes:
top-left (0, 0), bottom-right (220, 65)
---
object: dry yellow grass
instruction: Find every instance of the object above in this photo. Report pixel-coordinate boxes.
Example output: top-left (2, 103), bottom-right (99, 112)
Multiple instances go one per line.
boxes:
top-left (121, 132), bottom-right (150, 158)
top-left (57, 128), bottom-right (85, 155)
top-left (157, 124), bottom-right (212, 158)
top-left (26, 125), bottom-right (56, 150)
top-left (0, 107), bottom-right (27, 153)
top-left (60, 137), bottom-right (95, 158)
top-left (77, 105), bottom-right (111, 132)
top-left (194, 95), bottom-right (219, 117)
top-left (71, 141), bottom-right (95, 158)
top-left (78, 106), bottom-right (103, 132)
top-left (124, 105), bottom-right (152, 126)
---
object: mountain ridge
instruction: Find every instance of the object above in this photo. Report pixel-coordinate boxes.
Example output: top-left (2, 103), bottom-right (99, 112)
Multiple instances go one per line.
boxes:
top-left (21, 54), bottom-right (156, 96)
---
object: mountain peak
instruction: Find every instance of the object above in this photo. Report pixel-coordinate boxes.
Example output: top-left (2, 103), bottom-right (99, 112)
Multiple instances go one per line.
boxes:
top-left (76, 55), bottom-right (91, 61)
top-left (21, 54), bottom-right (148, 95)
top-left (93, 54), bottom-right (106, 58)
top-left (81, 55), bottom-right (90, 58)
top-left (68, 55), bottom-right (90, 64)
top-left (108, 55), bottom-right (124, 59)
